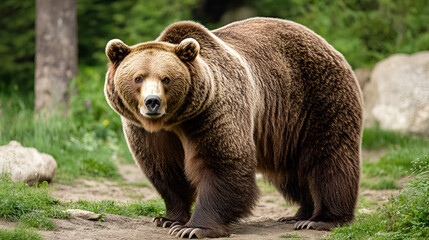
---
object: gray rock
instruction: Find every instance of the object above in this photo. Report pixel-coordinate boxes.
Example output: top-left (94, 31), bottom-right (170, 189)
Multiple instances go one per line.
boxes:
top-left (66, 209), bottom-right (101, 220)
top-left (367, 51), bottom-right (429, 135)
top-left (0, 141), bottom-right (57, 184)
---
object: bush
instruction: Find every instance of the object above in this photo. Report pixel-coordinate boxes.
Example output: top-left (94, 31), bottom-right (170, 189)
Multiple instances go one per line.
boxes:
top-left (0, 0), bottom-right (35, 92)
top-left (247, 0), bottom-right (429, 68)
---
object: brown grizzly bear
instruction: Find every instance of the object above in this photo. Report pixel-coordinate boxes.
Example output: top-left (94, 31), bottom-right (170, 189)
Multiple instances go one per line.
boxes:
top-left (104, 17), bottom-right (362, 238)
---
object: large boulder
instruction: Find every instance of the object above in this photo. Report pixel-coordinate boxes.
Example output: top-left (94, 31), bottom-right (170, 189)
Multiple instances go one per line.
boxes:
top-left (0, 141), bottom-right (57, 184)
top-left (366, 51), bottom-right (429, 135)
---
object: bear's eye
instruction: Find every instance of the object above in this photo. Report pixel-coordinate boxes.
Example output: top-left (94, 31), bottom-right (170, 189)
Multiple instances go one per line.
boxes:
top-left (134, 76), bottom-right (143, 83)
top-left (161, 77), bottom-right (170, 85)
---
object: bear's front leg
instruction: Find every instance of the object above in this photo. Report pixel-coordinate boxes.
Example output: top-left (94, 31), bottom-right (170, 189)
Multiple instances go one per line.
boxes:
top-left (122, 120), bottom-right (196, 228)
top-left (169, 169), bottom-right (258, 238)
top-left (169, 127), bottom-right (259, 238)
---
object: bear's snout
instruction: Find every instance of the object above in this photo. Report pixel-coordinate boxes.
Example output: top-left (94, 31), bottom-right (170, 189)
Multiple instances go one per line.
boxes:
top-left (144, 95), bottom-right (162, 114)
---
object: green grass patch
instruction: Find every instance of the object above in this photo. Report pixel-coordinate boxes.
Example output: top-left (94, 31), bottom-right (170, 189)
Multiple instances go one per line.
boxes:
top-left (0, 175), bottom-right (64, 222)
top-left (0, 174), bottom-right (69, 231)
top-left (0, 228), bottom-right (43, 240)
top-left (18, 212), bottom-right (56, 230)
top-left (0, 174), bottom-right (166, 234)
top-left (356, 194), bottom-right (379, 210)
top-left (69, 198), bottom-right (165, 220)
top-left (361, 126), bottom-right (429, 189)
top-left (329, 163), bottom-right (429, 240)
top-left (363, 147), bottom-right (428, 180)
top-left (362, 125), bottom-right (409, 150)
top-left (360, 177), bottom-right (398, 190)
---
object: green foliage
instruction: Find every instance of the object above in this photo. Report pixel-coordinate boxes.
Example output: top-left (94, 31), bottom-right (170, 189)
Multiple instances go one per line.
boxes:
top-left (0, 228), bottom-right (43, 240)
top-left (69, 66), bottom-right (134, 164)
top-left (0, 0), bottom-right (197, 91)
top-left (248, 0), bottom-right (429, 68)
top-left (0, 93), bottom-right (122, 183)
top-left (0, 0), bottom-right (35, 92)
top-left (330, 162), bottom-right (429, 239)
top-left (78, 0), bottom-right (197, 67)
top-left (381, 171), bottom-right (429, 238)
top-left (69, 66), bottom-right (122, 134)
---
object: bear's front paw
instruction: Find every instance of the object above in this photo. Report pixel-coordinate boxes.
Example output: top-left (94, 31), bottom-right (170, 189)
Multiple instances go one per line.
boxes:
top-left (294, 220), bottom-right (335, 230)
top-left (278, 216), bottom-right (303, 222)
top-left (168, 225), bottom-right (227, 239)
top-left (152, 217), bottom-right (184, 228)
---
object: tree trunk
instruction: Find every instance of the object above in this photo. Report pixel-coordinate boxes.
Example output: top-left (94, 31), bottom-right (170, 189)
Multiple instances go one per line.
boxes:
top-left (35, 0), bottom-right (77, 115)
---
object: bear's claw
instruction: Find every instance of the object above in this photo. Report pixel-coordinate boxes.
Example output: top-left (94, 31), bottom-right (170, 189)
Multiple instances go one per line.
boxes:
top-left (168, 225), bottom-right (183, 235)
top-left (278, 216), bottom-right (301, 222)
top-left (162, 221), bottom-right (173, 228)
top-left (170, 221), bottom-right (182, 227)
top-left (294, 220), bottom-right (334, 230)
top-left (294, 220), bottom-right (313, 229)
top-left (168, 225), bottom-right (202, 238)
top-left (152, 217), bottom-right (181, 228)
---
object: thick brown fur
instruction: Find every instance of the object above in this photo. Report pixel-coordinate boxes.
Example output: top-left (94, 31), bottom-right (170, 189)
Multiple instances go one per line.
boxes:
top-left (104, 17), bottom-right (363, 238)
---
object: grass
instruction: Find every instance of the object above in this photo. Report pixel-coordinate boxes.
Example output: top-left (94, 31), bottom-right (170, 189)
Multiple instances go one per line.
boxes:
top-left (0, 173), bottom-right (166, 239)
top-left (0, 228), bottom-right (43, 240)
top-left (329, 164), bottom-right (429, 239)
top-left (361, 125), bottom-right (409, 150)
top-left (69, 198), bottom-right (165, 220)
top-left (360, 125), bottom-right (429, 190)
top-left (356, 194), bottom-right (379, 211)
top-left (0, 175), bottom-right (68, 224)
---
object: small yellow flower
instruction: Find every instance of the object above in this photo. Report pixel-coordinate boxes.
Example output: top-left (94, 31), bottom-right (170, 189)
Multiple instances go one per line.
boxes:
top-left (103, 119), bottom-right (109, 126)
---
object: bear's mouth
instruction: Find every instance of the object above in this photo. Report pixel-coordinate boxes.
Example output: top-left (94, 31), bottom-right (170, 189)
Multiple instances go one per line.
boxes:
top-left (139, 105), bottom-right (166, 119)
top-left (141, 111), bottom-right (165, 119)
top-left (145, 112), bottom-right (162, 117)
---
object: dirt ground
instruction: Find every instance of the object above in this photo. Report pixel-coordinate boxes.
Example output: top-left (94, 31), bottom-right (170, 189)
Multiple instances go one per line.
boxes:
top-left (2, 155), bottom-right (399, 240)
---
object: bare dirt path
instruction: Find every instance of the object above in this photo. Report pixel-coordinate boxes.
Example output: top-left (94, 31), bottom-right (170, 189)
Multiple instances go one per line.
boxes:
top-left (40, 161), bottom-right (398, 240)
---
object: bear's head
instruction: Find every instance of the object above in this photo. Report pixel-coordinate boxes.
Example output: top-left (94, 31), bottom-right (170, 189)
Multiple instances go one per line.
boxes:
top-left (105, 38), bottom-right (204, 132)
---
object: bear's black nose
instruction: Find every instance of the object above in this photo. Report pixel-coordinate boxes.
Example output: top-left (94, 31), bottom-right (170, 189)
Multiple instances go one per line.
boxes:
top-left (144, 95), bottom-right (161, 113)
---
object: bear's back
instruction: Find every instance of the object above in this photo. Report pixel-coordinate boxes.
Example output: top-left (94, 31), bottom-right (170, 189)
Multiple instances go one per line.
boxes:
top-left (213, 18), bottom-right (362, 171)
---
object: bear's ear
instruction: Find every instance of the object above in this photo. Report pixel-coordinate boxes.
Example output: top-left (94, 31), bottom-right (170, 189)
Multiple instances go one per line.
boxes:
top-left (106, 39), bottom-right (131, 63)
top-left (175, 38), bottom-right (200, 62)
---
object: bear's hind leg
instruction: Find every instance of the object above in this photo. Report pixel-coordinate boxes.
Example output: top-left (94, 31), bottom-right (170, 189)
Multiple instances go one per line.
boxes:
top-left (275, 177), bottom-right (314, 223)
top-left (294, 164), bottom-right (359, 230)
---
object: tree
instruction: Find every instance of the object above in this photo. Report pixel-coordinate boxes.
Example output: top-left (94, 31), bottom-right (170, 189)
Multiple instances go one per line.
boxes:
top-left (35, 0), bottom-right (77, 114)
